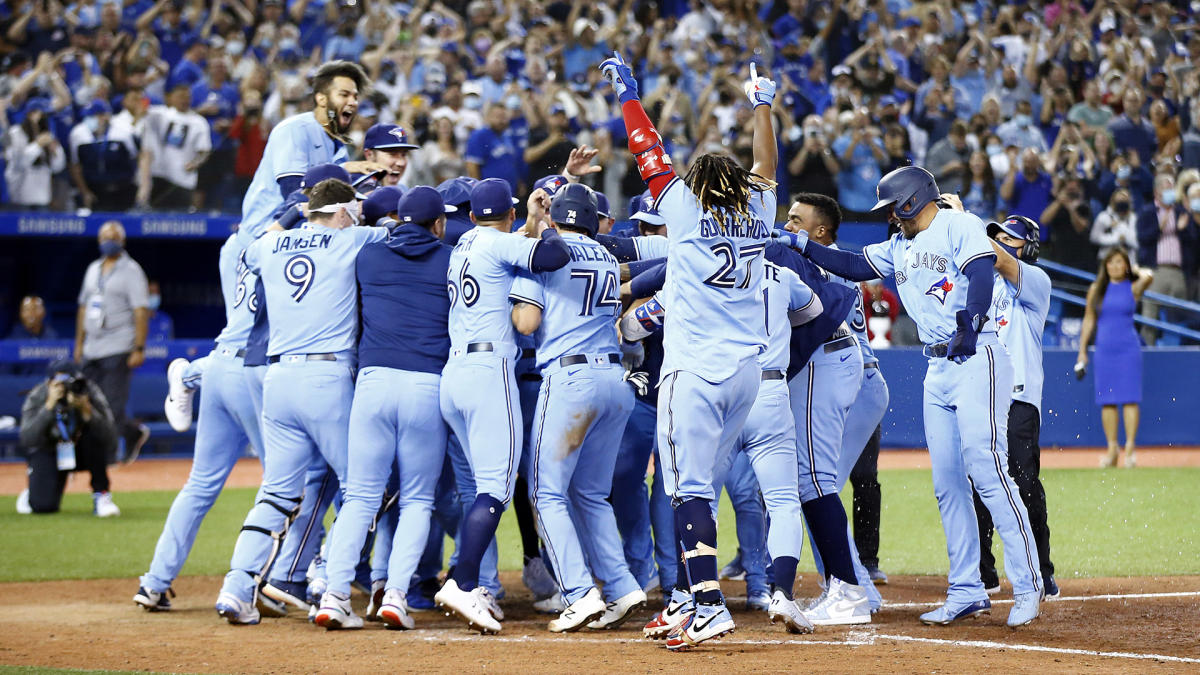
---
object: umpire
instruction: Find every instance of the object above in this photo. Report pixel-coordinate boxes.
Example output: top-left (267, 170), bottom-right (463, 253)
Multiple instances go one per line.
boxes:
top-left (18, 360), bottom-right (120, 516)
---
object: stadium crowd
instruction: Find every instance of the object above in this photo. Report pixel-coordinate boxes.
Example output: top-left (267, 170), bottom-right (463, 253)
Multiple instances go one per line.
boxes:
top-left (0, 0), bottom-right (1198, 329)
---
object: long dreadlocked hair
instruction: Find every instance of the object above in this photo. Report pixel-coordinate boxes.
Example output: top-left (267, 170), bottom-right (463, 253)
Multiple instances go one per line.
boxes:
top-left (683, 153), bottom-right (777, 227)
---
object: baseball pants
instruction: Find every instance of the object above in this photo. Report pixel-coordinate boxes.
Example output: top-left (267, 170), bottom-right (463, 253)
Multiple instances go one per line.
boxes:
top-left (141, 346), bottom-right (262, 593)
top-left (715, 451), bottom-right (770, 596)
top-left (440, 351), bottom-right (523, 505)
top-left (324, 367), bottom-right (447, 597)
top-left (790, 342), bottom-right (863, 503)
top-left (529, 358), bottom-right (638, 605)
top-left (923, 340), bottom-right (1042, 604)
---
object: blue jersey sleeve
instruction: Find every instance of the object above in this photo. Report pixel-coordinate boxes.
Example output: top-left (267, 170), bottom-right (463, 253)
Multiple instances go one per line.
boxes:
top-left (353, 226), bottom-right (389, 248)
top-left (508, 272), bottom-right (545, 308)
top-left (1014, 262), bottom-right (1051, 315)
top-left (861, 235), bottom-right (900, 278)
top-left (272, 124), bottom-right (313, 182)
top-left (633, 235), bottom-right (670, 260)
top-left (948, 211), bottom-right (996, 270)
top-left (629, 259), bottom-right (668, 298)
top-left (492, 231), bottom-right (541, 270)
top-left (242, 236), bottom-right (268, 274)
top-left (464, 129), bottom-right (489, 165)
top-left (784, 268), bottom-right (817, 312)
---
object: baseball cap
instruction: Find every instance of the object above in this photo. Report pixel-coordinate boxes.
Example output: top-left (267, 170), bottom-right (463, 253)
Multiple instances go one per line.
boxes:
top-left (363, 123), bottom-right (419, 150)
top-left (548, 102), bottom-right (567, 116)
top-left (988, 215), bottom-right (1035, 241)
top-left (878, 94), bottom-right (898, 108)
top-left (437, 176), bottom-right (477, 207)
top-left (831, 64), bottom-right (853, 79)
top-left (549, 183), bottom-right (599, 235)
top-left (301, 164), bottom-right (352, 189)
top-left (595, 192), bottom-right (610, 218)
top-left (630, 193), bottom-right (666, 226)
top-left (363, 186), bottom-right (405, 224)
top-left (396, 185), bottom-right (457, 224)
top-left (533, 174), bottom-right (569, 197)
top-left (470, 178), bottom-right (518, 219)
top-left (81, 99), bottom-right (111, 118)
top-left (46, 359), bottom-right (83, 380)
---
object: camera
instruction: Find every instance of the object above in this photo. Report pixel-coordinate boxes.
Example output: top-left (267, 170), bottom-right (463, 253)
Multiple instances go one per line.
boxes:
top-left (53, 372), bottom-right (89, 396)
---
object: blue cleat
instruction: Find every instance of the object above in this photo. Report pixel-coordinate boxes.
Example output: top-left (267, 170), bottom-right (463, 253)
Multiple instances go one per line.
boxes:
top-left (919, 598), bottom-right (991, 625)
top-left (1007, 591), bottom-right (1041, 627)
top-left (1044, 576), bottom-right (1060, 600)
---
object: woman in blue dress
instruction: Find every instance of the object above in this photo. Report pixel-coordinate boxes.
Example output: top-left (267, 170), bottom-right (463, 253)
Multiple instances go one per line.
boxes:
top-left (1075, 248), bottom-right (1154, 468)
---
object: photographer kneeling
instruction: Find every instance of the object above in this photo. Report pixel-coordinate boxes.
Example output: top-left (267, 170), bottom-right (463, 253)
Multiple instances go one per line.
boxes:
top-left (18, 360), bottom-right (120, 516)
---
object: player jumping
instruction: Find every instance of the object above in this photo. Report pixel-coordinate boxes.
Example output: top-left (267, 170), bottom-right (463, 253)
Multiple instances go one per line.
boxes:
top-left (601, 54), bottom-right (777, 650)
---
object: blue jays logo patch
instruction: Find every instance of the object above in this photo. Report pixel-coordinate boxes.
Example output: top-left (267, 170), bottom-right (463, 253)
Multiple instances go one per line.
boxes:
top-left (925, 276), bottom-right (953, 304)
top-left (388, 127), bottom-right (409, 143)
top-left (997, 316), bottom-right (1009, 328)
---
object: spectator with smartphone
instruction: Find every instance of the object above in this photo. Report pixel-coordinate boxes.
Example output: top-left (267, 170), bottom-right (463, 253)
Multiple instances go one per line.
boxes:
top-left (4, 100), bottom-right (65, 209)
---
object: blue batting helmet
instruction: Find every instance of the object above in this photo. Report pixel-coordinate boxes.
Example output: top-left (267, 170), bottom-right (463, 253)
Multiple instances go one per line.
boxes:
top-left (549, 183), bottom-right (599, 237)
top-left (872, 166), bottom-right (940, 219)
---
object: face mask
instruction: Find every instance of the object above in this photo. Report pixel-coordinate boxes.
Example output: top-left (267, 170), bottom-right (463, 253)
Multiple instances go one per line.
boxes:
top-left (84, 116), bottom-right (100, 133)
top-left (147, 294), bottom-right (161, 311)
top-left (1114, 201), bottom-right (1130, 214)
top-left (226, 40), bottom-right (244, 56)
top-left (998, 242), bottom-right (1020, 259)
top-left (787, 126), bottom-right (803, 142)
top-left (1116, 165), bottom-right (1132, 180)
top-left (1014, 113), bottom-right (1031, 128)
top-left (1161, 188), bottom-right (1177, 206)
top-left (473, 37), bottom-right (492, 54)
top-left (99, 240), bottom-right (122, 257)
top-left (465, 95), bottom-right (483, 111)
top-left (815, 19), bottom-right (828, 30)
top-left (504, 94), bottom-right (521, 110)
top-left (986, 143), bottom-right (1001, 155)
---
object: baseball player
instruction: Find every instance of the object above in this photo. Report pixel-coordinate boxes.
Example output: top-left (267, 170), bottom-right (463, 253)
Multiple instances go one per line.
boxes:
top-left (350, 123), bottom-right (420, 191)
top-left (783, 193), bottom-right (888, 613)
top-left (622, 255), bottom-right (825, 634)
top-left (434, 178), bottom-right (570, 634)
top-left (314, 186), bottom-right (456, 630)
top-left (214, 179), bottom-right (387, 624)
top-left (789, 166), bottom-right (1043, 628)
top-left (601, 54), bottom-right (776, 650)
top-left (510, 182), bottom-right (645, 632)
top-left (435, 176), bottom-right (477, 245)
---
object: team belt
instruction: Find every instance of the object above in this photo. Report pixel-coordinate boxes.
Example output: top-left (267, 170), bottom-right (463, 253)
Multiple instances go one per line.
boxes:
top-left (559, 353), bottom-right (621, 368)
top-left (923, 343), bottom-right (950, 358)
top-left (519, 373), bottom-right (543, 382)
top-left (268, 353), bottom-right (338, 363)
top-left (217, 345), bottom-right (246, 358)
top-left (761, 370), bottom-right (785, 381)
top-left (467, 342), bottom-right (495, 353)
top-left (827, 325), bottom-right (852, 341)
top-left (520, 348), bottom-right (536, 359)
top-left (823, 336), bottom-right (856, 353)
top-left (864, 362), bottom-right (879, 370)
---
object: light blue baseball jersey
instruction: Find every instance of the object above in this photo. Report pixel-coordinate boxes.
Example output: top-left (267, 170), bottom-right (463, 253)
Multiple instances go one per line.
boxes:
top-left (238, 113), bottom-right (348, 244)
top-left (828, 243), bottom-right (878, 366)
top-left (214, 235), bottom-right (258, 348)
top-left (654, 177), bottom-right (773, 382)
top-left (244, 224), bottom-right (386, 356)
top-left (990, 262), bottom-right (1051, 410)
top-left (509, 231), bottom-right (621, 370)
top-left (759, 261), bottom-right (818, 372)
top-left (447, 226), bottom-right (541, 352)
top-left (861, 210), bottom-right (996, 345)
top-left (632, 234), bottom-right (670, 260)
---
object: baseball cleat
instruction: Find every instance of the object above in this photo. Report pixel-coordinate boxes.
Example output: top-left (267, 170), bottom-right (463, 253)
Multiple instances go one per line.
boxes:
top-left (314, 591), bottom-right (363, 630)
top-left (587, 589), bottom-right (647, 630)
top-left (549, 587), bottom-right (606, 633)
top-left (215, 591), bottom-right (260, 625)
top-left (378, 588), bottom-right (416, 630)
top-left (1007, 591), bottom-right (1041, 627)
top-left (365, 579), bottom-right (386, 621)
top-left (477, 587), bottom-right (504, 621)
top-left (920, 598), bottom-right (992, 625)
top-left (434, 579), bottom-right (502, 635)
top-left (767, 589), bottom-right (814, 634)
top-left (664, 602), bottom-right (735, 651)
top-left (802, 577), bottom-right (871, 626)
top-left (719, 551), bottom-right (746, 582)
top-left (533, 593), bottom-right (566, 614)
top-left (643, 588), bottom-right (693, 639)
top-left (1044, 576), bottom-right (1060, 600)
top-left (867, 567), bottom-right (889, 585)
top-left (747, 590), bottom-right (771, 612)
top-left (306, 576), bottom-right (328, 606)
top-left (262, 579), bottom-right (311, 612)
top-left (522, 557), bottom-right (558, 600)
top-left (93, 491), bottom-right (120, 517)
top-left (133, 586), bottom-right (173, 612)
top-left (163, 358), bottom-right (194, 432)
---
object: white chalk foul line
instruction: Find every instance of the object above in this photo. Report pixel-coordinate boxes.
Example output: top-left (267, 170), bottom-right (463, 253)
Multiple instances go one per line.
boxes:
top-left (879, 590), bottom-right (1200, 610)
top-left (871, 633), bottom-right (1200, 665)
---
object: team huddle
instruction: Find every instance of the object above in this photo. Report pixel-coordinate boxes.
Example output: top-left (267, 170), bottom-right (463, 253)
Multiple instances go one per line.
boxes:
top-left (130, 55), bottom-right (1058, 651)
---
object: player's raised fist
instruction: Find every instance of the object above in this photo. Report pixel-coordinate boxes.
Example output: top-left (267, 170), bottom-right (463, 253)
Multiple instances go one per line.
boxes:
top-left (600, 52), bottom-right (639, 104)
top-left (743, 62), bottom-right (777, 108)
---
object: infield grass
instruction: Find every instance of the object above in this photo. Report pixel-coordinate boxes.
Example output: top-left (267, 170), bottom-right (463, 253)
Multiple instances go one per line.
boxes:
top-left (0, 467), bottom-right (1194, 584)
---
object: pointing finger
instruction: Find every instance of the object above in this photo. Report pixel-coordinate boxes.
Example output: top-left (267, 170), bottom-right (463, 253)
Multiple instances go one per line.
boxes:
top-left (750, 62), bottom-right (758, 81)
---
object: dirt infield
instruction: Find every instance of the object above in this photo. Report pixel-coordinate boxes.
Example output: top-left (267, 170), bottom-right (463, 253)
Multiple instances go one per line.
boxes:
top-left (3, 446), bottom-right (1199, 497)
top-left (0, 572), bottom-right (1197, 673)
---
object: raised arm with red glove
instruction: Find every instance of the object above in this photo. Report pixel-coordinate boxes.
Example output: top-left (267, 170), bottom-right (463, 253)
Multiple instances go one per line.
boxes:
top-left (600, 53), bottom-right (676, 199)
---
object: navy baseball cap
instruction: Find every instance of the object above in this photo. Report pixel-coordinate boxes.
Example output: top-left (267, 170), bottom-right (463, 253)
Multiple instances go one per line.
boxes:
top-left (549, 183), bottom-right (599, 236)
top-left (437, 176), bottom-right (476, 206)
top-left (878, 95), bottom-right (898, 108)
top-left (629, 193), bottom-right (666, 226)
top-left (470, 178), bottom-right (518, 219)
top-left (46, 359), bottom-right (83, 379)
top-left (364, 123), bottom-right (419, 150)
top-left (396, 186), bottom-right (457, 224)
top-left (301, 164), bottom-right (352, 189)
top-left (988, 215), bottom-right (1036, 241)
top-left (81, 99), bottom-right (111, 118)
top-left (595, 192), bottom-right (610, 218)
top-left (533, 174), bottom-right (569, 197)
top-left (363, 186), bottom-right (405, 224)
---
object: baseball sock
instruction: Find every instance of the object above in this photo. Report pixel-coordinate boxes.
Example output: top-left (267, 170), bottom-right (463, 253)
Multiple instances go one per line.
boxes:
top-left (452, 494), bottom-right (504, 592)
top-left (672, 529), bottom-right (689, 594)
top-left (513, 475), bottom-right (541, 565)
top-left (772, 556), bottom-right (799, 600)
top-left (675, 498), bottom-right (722, 605)
top-left (801, 494), bottom-right (857, 585)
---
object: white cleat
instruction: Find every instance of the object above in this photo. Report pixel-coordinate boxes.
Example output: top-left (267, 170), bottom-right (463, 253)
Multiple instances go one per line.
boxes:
top-left (549, 587), bottom-right (606, 633)
top-left (643, 589), bottom-right (693, 639)
top-left (533, 593), bottom-right (566, 614)
top-left (215, 592), bottom-right (260, 625)
top-left (478, 587), bottom-right (504, 621)
top-left (93, 491), bottom-right (120, 518)
top-left (434, 579), bottom-right (502, 634)
top-left (802, 577), bottom-right (871, 626)
top-left (378, 588), bottom-right (416, 630)
top-left (163, 358), bottom-right (195, 432)
top-left (767, 589), bottom-right (814, 634)
top-left (587, 589), bottom-right (648, 630)
top-left (365, 579), bottom-right (386, 621)
top-left (313, 591), bottom-right (363, 630)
